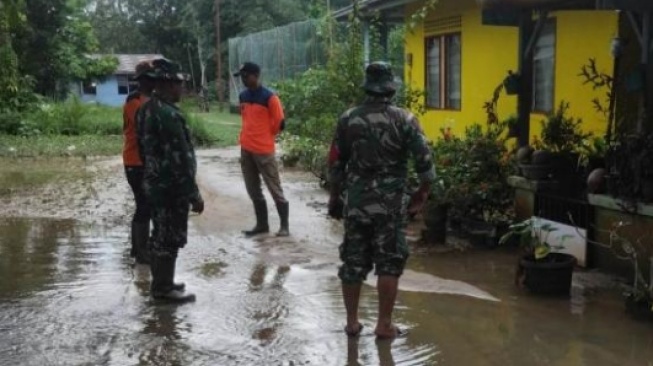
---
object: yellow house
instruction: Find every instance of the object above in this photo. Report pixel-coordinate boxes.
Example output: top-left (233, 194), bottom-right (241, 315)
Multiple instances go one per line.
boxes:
top-left (405, 0), bottom-right (619, 142)
top-left (335, 0), bottom-right (652, 144)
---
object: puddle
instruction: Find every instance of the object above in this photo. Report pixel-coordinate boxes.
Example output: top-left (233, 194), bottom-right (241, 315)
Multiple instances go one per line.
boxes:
top-left (1, 149), bottom-right (653, 365)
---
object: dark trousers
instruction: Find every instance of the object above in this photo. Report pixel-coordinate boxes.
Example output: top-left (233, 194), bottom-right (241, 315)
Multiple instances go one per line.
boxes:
top-left (240, 149), bottom-right (287, 204)
top-left (125, 166), bottom-right (151, 224)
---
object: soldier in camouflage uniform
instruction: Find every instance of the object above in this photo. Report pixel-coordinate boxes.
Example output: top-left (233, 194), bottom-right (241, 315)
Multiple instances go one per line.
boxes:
top-left (328, 62), bottom-right (436, 339)
top-left (137, 58), bottom-right (204, 304)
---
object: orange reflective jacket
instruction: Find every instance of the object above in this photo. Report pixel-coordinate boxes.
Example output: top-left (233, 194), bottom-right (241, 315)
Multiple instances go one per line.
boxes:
top-left (123, 92), bottom-right (147, 166)
top-left (239, 87), bottom-right (285, 155)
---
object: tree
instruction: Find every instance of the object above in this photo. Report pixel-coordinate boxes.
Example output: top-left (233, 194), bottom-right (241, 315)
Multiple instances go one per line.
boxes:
top-left (12, 0), bottom-right (116, 97)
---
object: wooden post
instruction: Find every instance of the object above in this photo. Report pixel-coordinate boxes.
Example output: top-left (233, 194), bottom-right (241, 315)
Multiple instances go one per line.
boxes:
top-left (215, 0), bottom-right (225, 110)
top-left (516, 10), bottom-right (535, 147)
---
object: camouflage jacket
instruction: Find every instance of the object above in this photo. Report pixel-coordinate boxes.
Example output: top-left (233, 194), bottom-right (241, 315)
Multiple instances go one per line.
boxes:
top-left (136, 96), bottom-right (202, 207)
top-left (328, 96), bottom-right (436, 219)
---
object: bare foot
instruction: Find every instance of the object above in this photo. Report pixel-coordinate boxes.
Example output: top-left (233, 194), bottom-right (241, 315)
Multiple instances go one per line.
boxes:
top-left (344, 323), bottom-right (364, 337)
top-left (374, 324), bottom-right (406, 339)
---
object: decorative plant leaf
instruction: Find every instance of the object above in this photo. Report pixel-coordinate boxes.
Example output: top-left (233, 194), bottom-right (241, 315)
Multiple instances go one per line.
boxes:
top-left (535, 245), bottom-right (551, 260)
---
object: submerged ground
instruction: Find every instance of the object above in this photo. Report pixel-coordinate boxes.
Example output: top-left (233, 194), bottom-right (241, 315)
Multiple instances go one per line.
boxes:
top-left (1, 148), bottom-right (652, 366)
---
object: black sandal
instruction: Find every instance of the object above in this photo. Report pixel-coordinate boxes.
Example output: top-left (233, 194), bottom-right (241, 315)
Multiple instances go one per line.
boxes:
top-left (344, 323), bottom-right (364, 337)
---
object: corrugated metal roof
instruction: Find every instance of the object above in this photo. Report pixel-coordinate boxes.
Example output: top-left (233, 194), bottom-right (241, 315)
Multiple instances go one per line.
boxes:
top-left (90, 54), bottom-right (165, 75)
top-left (477, 0), bottom-right (653, 10)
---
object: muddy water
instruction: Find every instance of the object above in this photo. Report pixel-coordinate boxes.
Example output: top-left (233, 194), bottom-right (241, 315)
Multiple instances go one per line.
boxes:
top-left (1, 148), bottom-right (653, 366)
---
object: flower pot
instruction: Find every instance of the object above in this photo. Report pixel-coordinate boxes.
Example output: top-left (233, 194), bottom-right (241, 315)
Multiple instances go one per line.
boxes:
top-left (587, 168), bottom-right (607, 194)
top-left (625, 294), bottom-right (653, 322)
top-left (517, 253), bottom-right (576, 296)
top-left (516, 146), bottom-right (534, 164)
top-left (519, 164), bottom-right (553, 181)
top-left (423, 204), bottom-right (448, 244)
top-left (503, 73), bottom-right (520, 95)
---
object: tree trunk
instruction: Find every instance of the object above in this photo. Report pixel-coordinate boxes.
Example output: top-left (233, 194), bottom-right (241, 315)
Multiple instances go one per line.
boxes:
top-left (214, 0), bottom-right (224, 110)
top-left (197, 36), bottom-right (207, 88)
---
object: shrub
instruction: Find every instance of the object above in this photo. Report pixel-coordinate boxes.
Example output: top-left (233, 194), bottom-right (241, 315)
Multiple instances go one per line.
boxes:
top-left (430, 121), bottom-right (515, 224)
top-left (281, 135), bottom-right (329, 182)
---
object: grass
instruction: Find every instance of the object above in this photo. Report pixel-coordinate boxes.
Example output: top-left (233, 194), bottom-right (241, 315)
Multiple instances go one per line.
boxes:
top-left (0, 107), bottom-right (241, 158)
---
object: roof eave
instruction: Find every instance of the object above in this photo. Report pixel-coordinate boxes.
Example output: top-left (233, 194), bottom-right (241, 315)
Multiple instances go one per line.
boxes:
top-left (477, 0), bottom-right (653, 11)
top-left (332, 0), bottom-right (418, 21)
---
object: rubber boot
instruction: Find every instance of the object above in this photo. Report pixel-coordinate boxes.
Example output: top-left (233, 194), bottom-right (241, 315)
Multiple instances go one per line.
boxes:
top-left (275, 201), bottom-right (290, 237)
top-left (133, 222), bottom-right (151, 265)
top-left (243, 200), bottom-right (270, 237)
top-left (151, 255), bottom-right (195, 304)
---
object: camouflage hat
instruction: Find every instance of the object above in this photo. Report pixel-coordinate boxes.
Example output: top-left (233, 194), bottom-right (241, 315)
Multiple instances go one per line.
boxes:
top-left (133, 60), bottom-right (154, 81)
top-left (149, 58), bottom-right (190, 82)
top-left (362, 62), bottom-right (397, 94)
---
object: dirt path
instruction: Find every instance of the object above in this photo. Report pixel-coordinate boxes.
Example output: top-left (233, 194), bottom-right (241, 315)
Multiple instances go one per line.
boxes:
top-left (1, 148), bottom-right (653, 366)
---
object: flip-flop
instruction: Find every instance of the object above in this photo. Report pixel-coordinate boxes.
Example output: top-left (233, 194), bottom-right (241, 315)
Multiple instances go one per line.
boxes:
top-left (375, 327), bottom-right (408, 340)
top-left (344, 323), bottom-right (364, 337)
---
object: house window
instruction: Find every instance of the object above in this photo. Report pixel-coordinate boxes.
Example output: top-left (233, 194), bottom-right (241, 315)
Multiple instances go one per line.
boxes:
top-left (117, 75), bottom-right (130, 95)
top-left (426, 33), bottom-right (462, 110)
top-left (82, 80), bottom-right (96, 95)
top-left (533, 20), bottom-right (556, 113)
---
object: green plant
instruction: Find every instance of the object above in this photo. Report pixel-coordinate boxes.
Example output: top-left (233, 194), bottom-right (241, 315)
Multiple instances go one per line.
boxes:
top-left (540, 101), bottom-right (592, 153)
top-left (500, 218), bottom-right (568, 260)
top-left (580, 136), bottom-right (607, 167)
top-left (280, 135), bottom-right (328, 182)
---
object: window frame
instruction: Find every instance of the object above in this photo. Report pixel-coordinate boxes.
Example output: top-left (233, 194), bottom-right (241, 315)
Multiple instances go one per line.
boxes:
top-left (117, 75), bottom-right (130, 95)
top-left (532, 18), bottom-right (557, 115)
top-left (82, 80), bottom-right (97, 95)
top-left (424, 32), bottom-right (462, 111)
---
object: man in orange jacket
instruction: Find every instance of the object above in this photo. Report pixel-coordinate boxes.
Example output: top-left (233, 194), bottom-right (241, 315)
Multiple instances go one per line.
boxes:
top-left (234, 62), bottom-right (289, 237)
top-left (123, 61), bottom-right (155, 264)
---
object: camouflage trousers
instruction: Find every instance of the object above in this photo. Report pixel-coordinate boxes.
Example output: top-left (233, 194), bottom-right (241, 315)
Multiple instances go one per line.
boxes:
top-left (150, 199), bottom-right (190, 259)
top-left (338, 214), bottom-right (409, 284)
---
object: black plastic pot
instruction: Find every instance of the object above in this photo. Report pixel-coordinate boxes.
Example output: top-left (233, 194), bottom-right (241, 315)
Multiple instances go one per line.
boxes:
top-left (503, 73), bottom-right (520, 95)
top-left (517, 253), bottom-right (576, 296)
top-left (625, 294), bottom-right (653, 322)
top-left (423, 204), bottom-right (448, 244)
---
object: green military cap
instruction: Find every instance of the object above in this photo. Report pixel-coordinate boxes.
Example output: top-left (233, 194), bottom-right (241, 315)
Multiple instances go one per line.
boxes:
top-left (362, 62), bottom-right (398, 94)
top-left (150, 58), bottom-right (190, 82)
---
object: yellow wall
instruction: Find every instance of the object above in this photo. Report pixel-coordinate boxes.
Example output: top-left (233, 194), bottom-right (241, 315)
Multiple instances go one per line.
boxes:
top-left (405, 1), bottom-right (618, 142)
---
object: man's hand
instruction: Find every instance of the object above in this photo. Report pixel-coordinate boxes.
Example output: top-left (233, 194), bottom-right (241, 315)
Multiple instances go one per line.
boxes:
top-left (191, 198), bottom-right (205, 214)
top-left (408, 184), bottom-right (430, 217)
top-left (328, 195), bottom-right (344, 220)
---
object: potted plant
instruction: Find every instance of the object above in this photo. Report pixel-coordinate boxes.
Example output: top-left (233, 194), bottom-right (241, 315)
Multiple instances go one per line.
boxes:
top-left (587, 222), bottom-right (653, 321)
top-left (500, 218), bottom-right (577, 296)
top-left (539, 102), bottom-right (592, 184)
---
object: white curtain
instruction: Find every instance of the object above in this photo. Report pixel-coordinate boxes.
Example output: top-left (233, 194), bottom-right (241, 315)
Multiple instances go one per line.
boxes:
top-left (533, 22), bottom-right (555, 113)
top-left (446, 34), bottom-right (462, 110)
top-left (427, 38), bottom-right (441, 109)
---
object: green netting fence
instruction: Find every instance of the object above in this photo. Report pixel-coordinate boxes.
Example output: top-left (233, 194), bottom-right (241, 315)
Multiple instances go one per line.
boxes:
top-left (228, 20), bottom-right (330, 107)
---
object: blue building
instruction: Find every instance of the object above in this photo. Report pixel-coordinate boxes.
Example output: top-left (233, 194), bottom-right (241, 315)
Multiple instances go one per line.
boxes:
top-left (71, 54), bottom-right (164, 107)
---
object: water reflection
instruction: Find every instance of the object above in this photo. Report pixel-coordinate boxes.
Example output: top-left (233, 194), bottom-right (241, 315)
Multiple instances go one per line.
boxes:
top-left (0, 218), bottom-right (79, 298)
top-left (346, 337), bottom-right (397, 366)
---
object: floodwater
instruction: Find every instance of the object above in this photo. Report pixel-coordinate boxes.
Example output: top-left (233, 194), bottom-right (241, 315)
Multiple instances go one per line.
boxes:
top-left (1, 148), bottom-right (653, 366)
